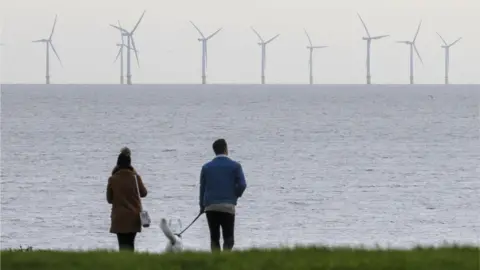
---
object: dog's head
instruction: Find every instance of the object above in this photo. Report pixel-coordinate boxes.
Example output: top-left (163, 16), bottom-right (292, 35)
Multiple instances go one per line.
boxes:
top-left (160, 218), bottom-right (184, 245)
top-left (160, 218), bottom-right (168, 227)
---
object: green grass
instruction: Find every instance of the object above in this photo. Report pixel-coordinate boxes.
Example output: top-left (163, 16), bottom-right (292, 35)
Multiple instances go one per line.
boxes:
top-left (1, 245), bottom-right (478, 270)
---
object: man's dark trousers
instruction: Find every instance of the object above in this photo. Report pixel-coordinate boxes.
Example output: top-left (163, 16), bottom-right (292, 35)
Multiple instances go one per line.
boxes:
top-left (205, 210), bottom-right (235, 251)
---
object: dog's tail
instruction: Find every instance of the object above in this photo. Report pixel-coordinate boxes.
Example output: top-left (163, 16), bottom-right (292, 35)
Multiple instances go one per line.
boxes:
top-left (160, 218), bottom-right (177, 244)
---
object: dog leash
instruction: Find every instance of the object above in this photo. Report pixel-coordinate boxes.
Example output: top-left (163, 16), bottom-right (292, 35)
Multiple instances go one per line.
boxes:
top-left (175, 212), bottom-right (203, 237)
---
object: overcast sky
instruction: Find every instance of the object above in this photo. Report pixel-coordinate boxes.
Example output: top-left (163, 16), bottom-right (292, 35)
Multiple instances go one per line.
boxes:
top-left (1, 0), bottom-right (479, 84)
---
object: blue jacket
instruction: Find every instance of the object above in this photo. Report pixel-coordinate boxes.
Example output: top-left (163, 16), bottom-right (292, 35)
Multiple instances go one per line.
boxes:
top-left (199, 155), bottom-right (247, 208)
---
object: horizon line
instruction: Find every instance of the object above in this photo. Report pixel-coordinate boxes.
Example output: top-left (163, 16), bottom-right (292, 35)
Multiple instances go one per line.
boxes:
top-left (1, 83), bottom-right (479, 86)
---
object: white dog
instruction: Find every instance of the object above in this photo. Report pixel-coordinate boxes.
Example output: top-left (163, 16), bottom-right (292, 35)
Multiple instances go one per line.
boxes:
top-left (160, 218), bottom-right (184, 253)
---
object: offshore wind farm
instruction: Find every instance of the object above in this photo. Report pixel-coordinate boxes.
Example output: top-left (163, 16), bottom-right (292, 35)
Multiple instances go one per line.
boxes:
top-left (0, 6), bottom-right (478, 85)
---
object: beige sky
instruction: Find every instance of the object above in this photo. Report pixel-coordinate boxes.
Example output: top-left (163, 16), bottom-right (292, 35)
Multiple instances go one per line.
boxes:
top-left (1, 0), bottom-right (479, 84)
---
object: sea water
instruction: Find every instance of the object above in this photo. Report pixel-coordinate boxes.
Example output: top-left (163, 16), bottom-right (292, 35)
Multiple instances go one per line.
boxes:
top-left (1, 84), bottom-right (478, 252)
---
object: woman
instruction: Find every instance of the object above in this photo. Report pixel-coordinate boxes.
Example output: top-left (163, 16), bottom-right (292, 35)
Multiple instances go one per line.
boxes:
top-left (106, 147), bottom-right (147, 251)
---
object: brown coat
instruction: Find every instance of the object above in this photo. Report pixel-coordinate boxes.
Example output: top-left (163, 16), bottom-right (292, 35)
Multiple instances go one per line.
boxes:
top-left (106, 168), bottom-right (147, 233)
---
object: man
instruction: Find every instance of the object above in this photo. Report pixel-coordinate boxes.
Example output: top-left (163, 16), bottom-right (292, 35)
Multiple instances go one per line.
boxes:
top-left (199, 138), bottom-right (247, 251)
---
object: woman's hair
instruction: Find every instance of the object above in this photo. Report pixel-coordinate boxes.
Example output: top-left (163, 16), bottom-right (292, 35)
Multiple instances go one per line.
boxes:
top-left (117, 154), bottom-right (131, 167)
top-left (116, 147), bottom-right (131, 166)
top-left (120, 147), bottom-right (131, 157)
top-left (112, 147), bottom-right (134, 175)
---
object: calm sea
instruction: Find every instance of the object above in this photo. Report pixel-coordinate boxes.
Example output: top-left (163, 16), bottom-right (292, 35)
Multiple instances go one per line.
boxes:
top-left (1, 84), bottom-right (479, 252)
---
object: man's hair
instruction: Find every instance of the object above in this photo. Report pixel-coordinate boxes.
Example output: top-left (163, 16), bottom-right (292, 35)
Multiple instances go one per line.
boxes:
top-left (212, 138), bottom-right (227, 155)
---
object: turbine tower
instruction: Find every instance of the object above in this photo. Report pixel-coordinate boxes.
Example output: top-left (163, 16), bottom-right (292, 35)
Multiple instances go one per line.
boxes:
top-left (437, 33), bottom-right (462, 85)
top-left (32, 15), bottom-right (62, 84)
top-left (397, 20), bottom-right (423, 85)
top-left (304, 29), bottom-right (328, 85)
top-left (251, 27), bottom-right (279, 84)
top-left (114, 43), bottom-right (137, 85)
top-left (357, 13), bottom-right (389, 84)
top-left (189, 21), bottom-right (222, 84)
top-left (110, 11), bottom-right (145, 85)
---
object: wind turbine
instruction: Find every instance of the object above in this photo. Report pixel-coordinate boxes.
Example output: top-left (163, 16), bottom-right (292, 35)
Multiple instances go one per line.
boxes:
top-left (251, 27), bottom-right (279, 84)
top-left (397, 20), bottom-right (423, 84)
top-left (437, 33), bottom-right (462, 85)
top-left (357, 13), bottom-right (389, 84)
top-left (304, 29), bottom-right (328, 85)
top-left (189, 21), bottom-right (222, 84)
top-left (110, 10), bottom-right (145, 85)
top-left (32, 15), bottom-right (62, 84)
top-left (112, 21), bottom-right (137, 85)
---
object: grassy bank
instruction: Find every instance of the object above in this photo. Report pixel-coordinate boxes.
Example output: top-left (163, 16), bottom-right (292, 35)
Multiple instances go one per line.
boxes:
top-left (1, 245), bottom-right (478, 270)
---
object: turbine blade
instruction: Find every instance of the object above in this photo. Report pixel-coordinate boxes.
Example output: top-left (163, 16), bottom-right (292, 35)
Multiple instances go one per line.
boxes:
top-left (50, 41), bottom-right (63, 67)
top-left (131, 37), bottom-right (140, 67)
top-left (110, 24), bottom-right (128, 34)
top-left (304, 28), bottom-right (313, 47)
top-left (206, 28), bottom-right (222, 40)
top-left (32, 39), bottom-right (46, 43)
top-left (413, 20), bottom-right (422, 42)
top-left (449, 37), bottom-right (462, 47)
top-left (312, 46), bottom-right (328, 49)
top-left (371, 35), bottom-right (389, 40)
top-left (190, 21), bottom-right (205, 38)
top-left (49, 14), bottom-right (58, 40)
top-left (396, 41), bottom-right (410, 44)
top-left (436, 32), bottom-right (448, 46)
top-left (114, 46), bottom-right (122, 63)
top-left (265, 34), bottom-right (280, 44)
top-left (131, 10), bottom-right (146, 34)
top-left (251, 27), bottom-right (264, 42)
top-left (118, 21), bottom-right (125, 44)
top-left (357, 13), bottom-right (371, 38)
top-left (414, 44), bottom-right (423, 64)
